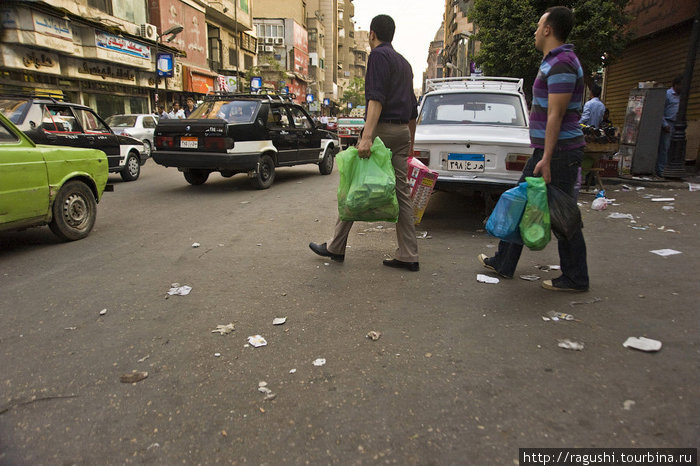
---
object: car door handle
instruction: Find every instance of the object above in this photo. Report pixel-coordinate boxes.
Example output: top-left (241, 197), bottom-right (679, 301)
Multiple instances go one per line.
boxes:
top-left (45, 133), bottom-right (57, 141)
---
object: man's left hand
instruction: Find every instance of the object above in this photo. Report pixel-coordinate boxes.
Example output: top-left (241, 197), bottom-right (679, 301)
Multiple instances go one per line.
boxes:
top-left (533, 159), bottom-right (551, 184)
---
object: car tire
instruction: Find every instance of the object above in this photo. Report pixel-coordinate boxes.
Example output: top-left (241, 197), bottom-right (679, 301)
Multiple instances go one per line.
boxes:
top-left (251, 154), bottom-right (275, 189)
top-left (319, 145), bottom-right (334, 175)
top-left (184, 169), bottom-right (210, 185)
top-left (142, 140), bottom-right (152, 158)
top-left (48, 180), bottom-right (97, 241)
top-left (120, 151), bottom-right (140, 181)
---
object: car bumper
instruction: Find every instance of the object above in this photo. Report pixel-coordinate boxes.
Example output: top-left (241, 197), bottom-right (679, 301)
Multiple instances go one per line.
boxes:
top-left (152, 151), bottom-right (260, 171)
top-left (435, 174), bottom-right (520, 192)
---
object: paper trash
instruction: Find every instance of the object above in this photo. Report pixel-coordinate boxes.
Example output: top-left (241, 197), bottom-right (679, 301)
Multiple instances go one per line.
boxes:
top-left (650, 249), bottom-right (682, 257)
top-left (247, 335), bottom-right (267, 347)
top-left (557, 339), bottom-right (584, 351)
top-left (167, 285), bottom-right (192, 296)
top-left (650, 198), bottom-right (675, 202)
top-left (607, 213), bottom-right (634, 220)
top-left (212, 323), bottom-right (235, 335)
top-left (272, 317), bottom-right (287, 325)
top-left (312, 358), bottom-right (326, 366)
top-left (477, 274), bottom-right (499, 284)
top-left (623, 336), bottom-right (662, 352)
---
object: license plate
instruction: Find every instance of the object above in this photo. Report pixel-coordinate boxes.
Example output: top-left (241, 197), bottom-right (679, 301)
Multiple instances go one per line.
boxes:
top-left (447, 153), bottom-right (485, 172)
top-left (180, 137), bottom-right (198, 149)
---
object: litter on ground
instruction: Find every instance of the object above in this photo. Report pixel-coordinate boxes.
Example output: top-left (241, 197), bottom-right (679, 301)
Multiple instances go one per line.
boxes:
top-left (543, 310), bottom-right (576, 321)
top-left (623, 336), bottom-right (662, 352)
top-left (569, 297), bottom-right (601, 307)
top-left (192, 242), bottom-right (200, 248)
top-left (477, 274), bottom-right (499, 284)
top-left (167, 285), bottom-right (192, 296)
top-left (120, 371), bottom-right (148, 383)
top-left (212, 323), bottom-right (235, 335)
top-left (312, 358), bottom-right (326, 366)
top-left (520, 274), bottom-right (541, 281)
top-left (247, 335), bottom-right (267, 347)
top-left (366, 331), bottom-right (382, 341)
top-left (272, 317), bottom-right (287, 325)
top-left (651, 198), bottom-right (675, 202)
top-left (650, 249), bottom-right (682, 257)
top-left (607, 212), bottom-right (634, 220)
top-left (557, 339), bottom-right (584, 351)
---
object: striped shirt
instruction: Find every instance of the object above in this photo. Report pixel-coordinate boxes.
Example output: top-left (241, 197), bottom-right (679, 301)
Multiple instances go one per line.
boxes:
top-left (530, 44), bottom-right (585, 150)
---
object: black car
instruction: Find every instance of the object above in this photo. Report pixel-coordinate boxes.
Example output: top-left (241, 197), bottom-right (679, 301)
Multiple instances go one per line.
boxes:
top-left (0, 96), bottom-right (147, 181)
top-left (152, 94), bottom-right (340, 189)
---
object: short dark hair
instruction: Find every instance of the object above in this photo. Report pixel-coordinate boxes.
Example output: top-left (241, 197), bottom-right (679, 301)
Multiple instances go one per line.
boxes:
top-left (672, 75), bottom-right (683, 86)
top-left (544, 6), bottom-right (574, 42)
top-left (591, 84), bottom-right (602, 98)
top-left (370, 15), bottom-right (395, 43)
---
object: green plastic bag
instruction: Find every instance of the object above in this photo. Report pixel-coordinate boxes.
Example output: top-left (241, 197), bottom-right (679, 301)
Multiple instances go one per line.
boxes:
top-left (337, 137), bottom-right (399, 222)
top-left (519, 176), bottom-right (551, 251)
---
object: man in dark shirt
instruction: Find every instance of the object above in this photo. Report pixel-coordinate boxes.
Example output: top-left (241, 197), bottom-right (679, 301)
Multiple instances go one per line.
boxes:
top-left (309, 14), bottom-right (420, 271)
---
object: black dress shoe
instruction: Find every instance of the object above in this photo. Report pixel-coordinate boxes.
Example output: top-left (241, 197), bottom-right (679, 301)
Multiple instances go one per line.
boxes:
top-left (382, 259), bottom-right (419, 272)
top-left (309, 242), bottom-right (345, 262)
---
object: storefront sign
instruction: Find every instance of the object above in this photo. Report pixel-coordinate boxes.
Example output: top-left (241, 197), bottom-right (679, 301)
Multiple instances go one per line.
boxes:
top-left (95, 31), bottom-right (151, 60)
top-left (157, 53), bottom-right (174, 77)
top-left (218, 75), bottom-right (237, 92)
top-left (32, 11), bottom-right (72, 41)
top-left (250, 76), bottom-right (262, 91)
top-left (0, 46), bottom-right (61, 75)
top-left (64, 58), bottom-right (137, 84)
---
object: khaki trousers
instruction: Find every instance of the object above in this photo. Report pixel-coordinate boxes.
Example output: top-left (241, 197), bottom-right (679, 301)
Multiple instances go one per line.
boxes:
top-left (327, 122), bottom-right (419, 262)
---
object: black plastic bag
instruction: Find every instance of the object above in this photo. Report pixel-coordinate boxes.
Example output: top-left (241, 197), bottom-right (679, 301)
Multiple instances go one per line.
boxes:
top-left (547, 185), bottom-right (583, 240)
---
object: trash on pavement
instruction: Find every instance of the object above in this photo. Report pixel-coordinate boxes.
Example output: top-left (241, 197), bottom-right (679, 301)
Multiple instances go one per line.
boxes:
top-left (120, 371), bottom-right (149, 383)
top-left (247, 335), bottom-right (267, 347)
top-left (536, 265), bottom-right (560, 271)
top-left (591, 197), bottom-right (608, 210)
top-left (366, 331), bottom-right (382, 341)
top-left (607, 212), bottom-right (634, 220)
top-left (212, 323), bottom-right (235, 335)
top-left (621, 184), bottom-right (632, 191)
top-left (192, 242), bottom-right (200, 248)
top-left (569, 297), bottom-right (602, 307)
top-left (416, 231), bottom-right (432, 239)
top-left (289, 368), bottom-right (297, 374)
top-left (650, 249), bottom-right (682, 257)
top-left (147, 443), bottom-right (160, 450)
top-left (543, 311), bottom-right (576, 321)
top-left (557, 339), bottom-right (584, 351)
top-left (167, 284), bottom-right (192, 296)
top-left (623, 336), bottom-right (662, 352)
top-left (137, 355), bottom-right (150, 363)
top-left (662, 205), bottom-right (674, 211)
top-left (312, 358), bottom-right (326, 366)
top-left (264, 393), bottom-right (277, 401)
top-left (650, 198), bottom-right (675, 202)
top-left (520, 274), bottom-right (541, 281)
top-left (99, 308), bottom-right (107, 315)
top-left (688, 182), bottom-right (700, 192)
top-left (623, 400), bottom-right (636, 410)
top-left (477, 274), bottom-right (499, 284)
top-left (272, 317), bottom-right (287, 326)
top-left (214, 352), bottom-right (221, 357)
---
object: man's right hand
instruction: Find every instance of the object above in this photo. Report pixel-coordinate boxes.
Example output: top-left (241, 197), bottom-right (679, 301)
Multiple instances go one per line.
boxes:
top-left (357, 137), bottom-right (372, 158)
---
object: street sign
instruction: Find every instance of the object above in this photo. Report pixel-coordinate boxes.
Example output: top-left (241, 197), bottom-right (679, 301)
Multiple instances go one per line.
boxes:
top-left (156, 53), bottom-right (174, 77)
top-left (250, 76), bottom-right (262, 91)
top-left (323, 98), bottom-right (330, 106)
top-left (306, 94), bottom-right (314, 103)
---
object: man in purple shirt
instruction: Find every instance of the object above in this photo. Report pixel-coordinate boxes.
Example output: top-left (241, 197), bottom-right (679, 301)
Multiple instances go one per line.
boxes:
top-left (309, 15), bottom-right (420, 271)
top-left (479, 6), bottom-right (589, 292)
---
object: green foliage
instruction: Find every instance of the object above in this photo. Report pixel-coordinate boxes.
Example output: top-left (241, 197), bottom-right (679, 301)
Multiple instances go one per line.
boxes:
top-left (342, 77), bottom-right (365, 107)
top-left (471, 0), bottom-right (631, 95)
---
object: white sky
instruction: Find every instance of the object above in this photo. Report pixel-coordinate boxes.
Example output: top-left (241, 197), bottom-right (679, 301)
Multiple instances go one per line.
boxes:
top-left (351, 0), bottom-right (444, 90)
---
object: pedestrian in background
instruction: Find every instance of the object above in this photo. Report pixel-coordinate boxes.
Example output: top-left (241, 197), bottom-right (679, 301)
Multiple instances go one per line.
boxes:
top-left (169, 101), bottom-right (185, 119)
top-left (579, 83), bottom-right (605, 128)
top-left (656, 75), bottom-right (682, 177)
top-left (479, 6), bottom-right (589, 292)
top-left (309, 14), bottom-right (420, 271)
top-left (157, 105), bottom-right (169, 119)
top-left (184, 97), bottom-right (197, 118)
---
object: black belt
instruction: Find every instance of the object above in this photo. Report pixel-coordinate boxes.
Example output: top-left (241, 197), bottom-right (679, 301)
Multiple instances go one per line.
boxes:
top-left (379, 119), bottom-right (408, 124)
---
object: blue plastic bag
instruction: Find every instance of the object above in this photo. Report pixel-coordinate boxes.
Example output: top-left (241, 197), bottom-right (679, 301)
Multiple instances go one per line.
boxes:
top-left (336, 137), bottom-right (399, 222)
top-left (486, 182), bottom-right (527, 244)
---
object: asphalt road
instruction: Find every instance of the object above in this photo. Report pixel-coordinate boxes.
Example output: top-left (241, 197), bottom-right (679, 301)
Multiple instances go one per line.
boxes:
top-left (1, 161), bottom-right (698, 465)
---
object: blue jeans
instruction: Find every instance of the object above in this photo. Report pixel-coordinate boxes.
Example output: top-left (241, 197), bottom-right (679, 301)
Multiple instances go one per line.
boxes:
top-left (490, 148), bottom-right (589, 288)
top-left (656, 129), bottom-right (671, 176)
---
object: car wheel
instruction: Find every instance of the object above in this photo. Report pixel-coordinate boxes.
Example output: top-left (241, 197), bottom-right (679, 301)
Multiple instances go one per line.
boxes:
top-left (319, 145), bottom-right (334, 175)
top-left (142, 140), bottom-right (152, 158)
top-left (184, 169), bottom-right (209, 185)
top-left (48, 180), bottom-right (97, 241)
top-left (120, 151), bottom-right (140, 181)
top-left (251, 154), bottom-right (275, 189)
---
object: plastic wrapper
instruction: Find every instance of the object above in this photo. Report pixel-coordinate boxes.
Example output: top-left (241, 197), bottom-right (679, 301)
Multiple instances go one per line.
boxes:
top-left (486, 182), bottom-right (527, 244)
top-left (519, 177), bottom-right (550, 251)
top-left (337, 137), bottom-right (398, 222)
top-left (547, 184), bottom-right (583, 240)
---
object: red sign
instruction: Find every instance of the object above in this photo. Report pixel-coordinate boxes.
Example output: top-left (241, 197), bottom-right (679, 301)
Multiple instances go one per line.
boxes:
top-left (293, 22), bottom-right (309, 76)
top-left (149, 0), bottom-right (207, 68)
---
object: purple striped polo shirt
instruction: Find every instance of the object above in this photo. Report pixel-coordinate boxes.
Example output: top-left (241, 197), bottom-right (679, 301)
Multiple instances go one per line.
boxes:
top-left (529, 44), bottom-right (585, 150)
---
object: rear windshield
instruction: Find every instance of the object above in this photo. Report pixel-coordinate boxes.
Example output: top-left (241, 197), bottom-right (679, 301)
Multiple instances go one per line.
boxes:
top-left (189, 100), bottom-right (260, 123)
top-left (105, 115), bottom-right (137, 127)
top-left (418, 92), bottom-right (526, 126)
top-left (0, 99), bottom-right (31, 124)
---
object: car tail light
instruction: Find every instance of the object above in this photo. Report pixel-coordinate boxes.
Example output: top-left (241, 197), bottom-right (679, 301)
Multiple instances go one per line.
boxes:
top-left (155, 135), bottom-right (175, 149)
top-left (204, 137), bottom-right (234, 151)
top-left (411, 149), bottom-right (431, 166)
top-left (506, 153), bottom-right (531, 171)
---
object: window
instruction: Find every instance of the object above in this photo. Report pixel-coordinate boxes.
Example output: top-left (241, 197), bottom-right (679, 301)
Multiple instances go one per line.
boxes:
top-left (418, 93), bottom-right (526, 126)
top-left (288, 106), bottom-right (312, 129)
top-left (229, 47), bottom-right (238, 66)
top-left (142, 117), bottom-right (156, 129)
top-left (73, 109), bottom-right (110, 134)
top-left (88, 0), bottom-right (112, 14)
top-left (267, 106), bottom-right (290, 128)
top-left (44, 106), bottom-right (80, 133)
top-left (0, 121), bottom-right (19, 143)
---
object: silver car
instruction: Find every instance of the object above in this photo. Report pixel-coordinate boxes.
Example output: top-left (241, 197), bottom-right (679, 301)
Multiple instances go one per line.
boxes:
top-left (105, 114), bottom-right (159, 157)
top-left (413, 77), bottom-right (533, 192)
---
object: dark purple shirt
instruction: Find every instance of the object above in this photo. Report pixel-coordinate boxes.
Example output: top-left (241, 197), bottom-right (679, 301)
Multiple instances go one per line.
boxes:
top-left (364, 43), bottom-right (418, 122)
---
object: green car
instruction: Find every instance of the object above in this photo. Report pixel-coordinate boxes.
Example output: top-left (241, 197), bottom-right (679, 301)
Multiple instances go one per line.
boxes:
top-left (0, 113), bottom-right (109, 241)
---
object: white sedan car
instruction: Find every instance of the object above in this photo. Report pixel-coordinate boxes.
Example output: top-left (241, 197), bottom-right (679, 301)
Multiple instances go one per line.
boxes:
top-left (105, 114), bottom-right (159, 157)
top-left (413, 77), bottom-right (533, 192)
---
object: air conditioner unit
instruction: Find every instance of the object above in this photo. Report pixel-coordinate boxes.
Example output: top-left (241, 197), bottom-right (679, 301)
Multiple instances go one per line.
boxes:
top-left (139, 23), bottom-right (157, 41)
top-left (264, 45), bottom-right (274, 52)
top-left (265, 37), bottom-right (274, 44)
top-left (258, 44), bottom-right (266, 52)
top-left (274, 38), bottom-right (284, 45)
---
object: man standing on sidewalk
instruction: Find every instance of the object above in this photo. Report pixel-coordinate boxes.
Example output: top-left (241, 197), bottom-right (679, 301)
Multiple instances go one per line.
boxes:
top-left (479, 6), bottom-right (589, 291)
top-left (656, 75), bottom-right (682, 177)
top-left (309, 14), bottom-right (420, 272)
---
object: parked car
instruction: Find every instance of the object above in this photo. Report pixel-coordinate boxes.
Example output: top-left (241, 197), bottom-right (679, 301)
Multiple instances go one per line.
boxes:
top-left (0, 96), bottom-right (147, 181)
top-left (152, 94), bottom-right (340, 189)
top-left (0, 112), bottom-right (109, 241)
top-left (337, 117), bottom-right (364, 149)
top-left (412, 77), bottom-right (533, 192)
top-left (104, 113), bottom-right (158, 157)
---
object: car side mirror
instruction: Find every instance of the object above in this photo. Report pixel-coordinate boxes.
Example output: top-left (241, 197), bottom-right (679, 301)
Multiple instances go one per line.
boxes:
top-left (29, 121), bottom-right (36, 129)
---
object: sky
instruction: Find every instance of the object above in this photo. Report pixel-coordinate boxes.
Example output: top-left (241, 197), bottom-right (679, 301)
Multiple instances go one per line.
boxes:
top-left (351, 0), bottom-right (444, 90)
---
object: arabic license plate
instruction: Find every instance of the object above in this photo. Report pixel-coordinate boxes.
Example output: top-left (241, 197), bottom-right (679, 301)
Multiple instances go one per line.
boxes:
top-left (447, 153), bottom-right (485, 172)
top-left (180, 137), bottom-right (198, 149)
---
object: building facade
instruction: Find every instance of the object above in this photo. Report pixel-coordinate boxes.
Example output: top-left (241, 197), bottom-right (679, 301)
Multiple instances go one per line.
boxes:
top-left (442, 0), bottom-right (477, 80)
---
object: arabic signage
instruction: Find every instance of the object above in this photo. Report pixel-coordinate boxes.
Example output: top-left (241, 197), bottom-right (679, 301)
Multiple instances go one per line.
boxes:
top-left (32, 11), bottom-right (72, 41)
top-left (63, 57), bottom-right (137, 84)
top-left (0, 45), bottom-right (62, 75)
top-left (293, 22), bottom-right (309, 76)
top-left (2, 7), bottom-right (78, 54)
top-left (96, 31), bottom-right (151, 60)
top-left (157, 52), bottom-right (174, 77)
